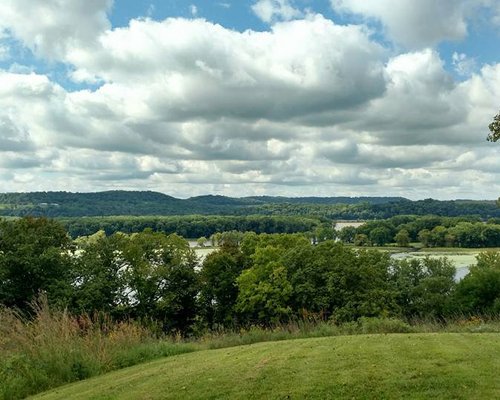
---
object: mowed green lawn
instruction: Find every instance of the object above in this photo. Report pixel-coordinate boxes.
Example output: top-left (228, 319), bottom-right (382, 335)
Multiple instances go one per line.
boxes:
top-left (34, 333), bottom-right (500, 400)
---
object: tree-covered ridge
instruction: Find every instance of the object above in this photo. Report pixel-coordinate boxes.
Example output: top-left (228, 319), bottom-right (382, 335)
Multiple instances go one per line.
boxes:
top-left (1, 191), bottom-right (499, 219)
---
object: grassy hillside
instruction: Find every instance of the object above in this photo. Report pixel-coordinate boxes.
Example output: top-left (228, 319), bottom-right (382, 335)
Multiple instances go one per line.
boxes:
top-left (34, 333), bottom-right (500, 400)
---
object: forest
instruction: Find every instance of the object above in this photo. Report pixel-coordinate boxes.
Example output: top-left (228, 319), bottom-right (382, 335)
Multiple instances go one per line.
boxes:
top-left (1, 191), bottom-right (499, 219)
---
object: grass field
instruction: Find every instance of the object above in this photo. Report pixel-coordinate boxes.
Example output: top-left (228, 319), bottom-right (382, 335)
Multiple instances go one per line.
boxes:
top-left (34, 333), bottom-right (500, 400)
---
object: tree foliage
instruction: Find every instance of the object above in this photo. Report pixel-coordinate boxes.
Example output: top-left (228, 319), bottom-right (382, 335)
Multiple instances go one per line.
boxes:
top-left (2, 217), bottom-right (500, 333)
top-left (199, 243), bottom-right (244, 328)
top-left (0, 217), bottom-right (71, 312)
top-left (487, 110), bottom-right (500, 142)
top-left (452, 252), bottom-right (500, 314)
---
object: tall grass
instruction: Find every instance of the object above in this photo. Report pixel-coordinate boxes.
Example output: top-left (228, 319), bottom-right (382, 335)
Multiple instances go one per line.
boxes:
top-left (0, 298), bottom-right (196, 400)
top-left (199, 315), bottom-right (500, 350)
top-left (1, 301), bottom-right (499, 400)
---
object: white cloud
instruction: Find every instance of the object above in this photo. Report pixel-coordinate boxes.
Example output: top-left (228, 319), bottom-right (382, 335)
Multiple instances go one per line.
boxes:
top-left (0, 5), bottom-right (499, 198)
top-left (64, 15), bottom-right (385, 122)
top-left (330, 0), bottom-right (472, 48)
top-left (0, 0), bottom-right (112, 60)
top-left (252, 0), bottom-right (303, 24)
top-left (190, 4), bottom-right (198, 17)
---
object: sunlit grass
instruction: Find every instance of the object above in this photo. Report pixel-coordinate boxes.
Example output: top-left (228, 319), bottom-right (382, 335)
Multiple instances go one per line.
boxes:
top-left (34, 333), bottom-right (500, 400)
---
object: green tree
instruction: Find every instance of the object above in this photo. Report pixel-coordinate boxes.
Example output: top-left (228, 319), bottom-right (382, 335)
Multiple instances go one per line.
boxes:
top-left (452, 251), bottom-right (500, 314)
top-left (0, 217), bottom-right (72, 312)
top-left (236, 246), bottom-right (292, 324)
top-left (317, 243), bottom-right (397, 321)
top-left (444, 232), bottom-right (456, 247)
top-left (418, 229), bottom-right (431, 247)
top-left (391, 257), bottom-right (456, 318)
top-left (338, 226), bottom-right (356, 243)
top-left (448, 222), bottom-right (483, 248)
top-left (197, 236), bottom-right (207, 247)
top-left (394, 229), bottom-right (410, 247)
top-left (369, 227), bottom-right (392, 246)
top-left (430, 225), bottom-right (447, 247)
top-left (210, 232), bottom-right (222, 247)
top-left (199, 243), bottom-right (244, 328)
top-left (220, 231), bottom-right (244, 246)
top-left (354, 233), bottom-right (370, 246)
top-left (118, 231), bottom-right (199, 333)
top-left (282, 241), bottom-right (330, 317)
top-left (480, 225), bottom-right (500, 247)
top-left (70, 233), bottom-right (126, 314)
top-left (313, 224), bottom-right (336, 243)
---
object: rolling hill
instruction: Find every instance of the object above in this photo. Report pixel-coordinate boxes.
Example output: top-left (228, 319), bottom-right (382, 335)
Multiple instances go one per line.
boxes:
top-left (34, 333), bottom-right (500, 400)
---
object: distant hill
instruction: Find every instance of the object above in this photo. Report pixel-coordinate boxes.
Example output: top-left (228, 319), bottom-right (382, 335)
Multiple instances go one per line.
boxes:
top-left (0, 191), bottom-right (189, 217)
top-left (0, 191), bottom-right (407, 217)
top-left (0, 191), bottom-right (499, 219)
top-left (245, 195), bottom-right (407, 205)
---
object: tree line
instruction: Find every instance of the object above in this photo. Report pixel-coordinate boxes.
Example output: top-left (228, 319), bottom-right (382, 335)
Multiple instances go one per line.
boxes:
top-left (1, 191), bottom-right (500, 219)
top-left (47, 213), bottom-right (500, 248)
top-left (1, 218), bottom-right (499, 335)
top-left (338, 215), bottom-right (500, 248)
top-left (59, 215), bottom-right (322, 239)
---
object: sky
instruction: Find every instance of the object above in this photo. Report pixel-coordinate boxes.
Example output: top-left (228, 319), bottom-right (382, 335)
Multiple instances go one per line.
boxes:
top-left (0, 0), bottom-right (499, 200)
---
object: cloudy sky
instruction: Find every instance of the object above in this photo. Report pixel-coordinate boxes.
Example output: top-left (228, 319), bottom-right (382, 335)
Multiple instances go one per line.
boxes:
top-left (0, 0), bottom-right (499, 199)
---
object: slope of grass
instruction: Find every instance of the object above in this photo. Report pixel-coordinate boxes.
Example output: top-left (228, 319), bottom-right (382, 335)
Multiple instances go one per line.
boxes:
top-left (34, 333), bottom-right (500, 400)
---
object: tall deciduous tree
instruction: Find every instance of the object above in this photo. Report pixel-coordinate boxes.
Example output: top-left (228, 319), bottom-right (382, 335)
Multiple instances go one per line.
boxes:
top-left (199, 243), bottom-right (244, 328)
top-left (117, 230), bottom-right (199, 333)
top-left (394, 229), bottom-right (410, 247)
top-left (0, 217), bottom-right (71, 312)
top-left (392, 257), bottom-right (456, 318)
top-left (70, 232), bottom-right (126, 314)
top-left (236, 245), bottom-right (293, 324)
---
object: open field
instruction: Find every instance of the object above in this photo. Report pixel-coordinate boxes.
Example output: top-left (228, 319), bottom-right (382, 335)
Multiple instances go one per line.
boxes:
top-left (33, 333), bottom-right (500, 400)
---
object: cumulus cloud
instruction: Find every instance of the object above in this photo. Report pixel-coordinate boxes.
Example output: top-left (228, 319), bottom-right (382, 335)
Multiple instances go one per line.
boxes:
top-left (331, 49), bottom-right (483, 146)
top-left (0, 3), bottom-right (499, 199)
top-left (252, 0), bottom-right (303, 23)
top-left (0, 0), bottom-right (112, 60)
top-left (330, 0), bottom-right (473, 48)
top-left (65, 15), bottom-right (386, 122)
